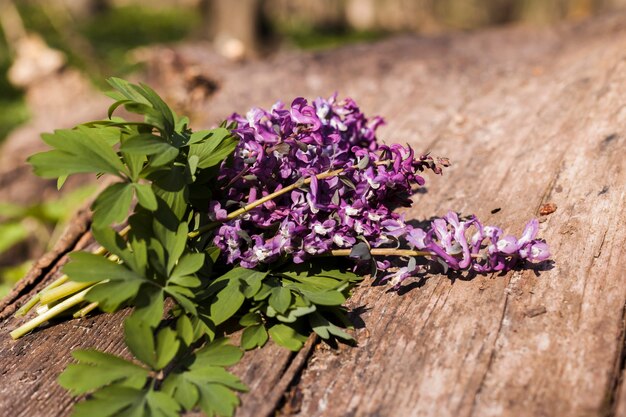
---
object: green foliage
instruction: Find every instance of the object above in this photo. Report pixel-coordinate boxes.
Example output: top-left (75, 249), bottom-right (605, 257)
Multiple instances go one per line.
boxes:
top-left (59, 337), bottom-right (245, 417)
top-left (23, 78), bottom-right (362, 417)
top-left (233, 261), bottom-right (362, 351)
top-left (59, 349), bottom-right (150, 395)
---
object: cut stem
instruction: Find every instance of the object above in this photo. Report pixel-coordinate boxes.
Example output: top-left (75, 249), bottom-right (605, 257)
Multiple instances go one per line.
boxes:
top-left (10, 288), bottom-right (91, 340)
top-left (15, 227), bottom-right (129, 317)
top-left (39, 281), bottom-right (97, 306)
top-left (73, 302), bottom-right (99, 318)
top-left (15, 274), bottom-right (69, 317)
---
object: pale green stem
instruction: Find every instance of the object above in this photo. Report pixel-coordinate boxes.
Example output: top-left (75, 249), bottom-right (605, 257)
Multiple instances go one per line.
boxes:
top-left (39, 281), bottom-right (97, 306)
top-left (10, 288), bottom-right (91, 340)
top-left (73, 302), bottom-right (99, 318)
top-left (15, 227), bottom-right (128, 317)
top-left (15, 275), bottom-right (69, 317)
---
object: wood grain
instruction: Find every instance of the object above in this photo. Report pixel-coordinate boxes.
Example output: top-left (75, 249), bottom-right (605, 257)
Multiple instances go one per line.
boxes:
top-left (1, 12), bottom-right (625, 417)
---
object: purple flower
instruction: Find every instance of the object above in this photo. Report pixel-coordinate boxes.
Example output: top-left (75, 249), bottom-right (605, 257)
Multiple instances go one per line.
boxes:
top-left (382, 258), bottom-right (418, 287)
top-left (206, 94), bottom-right (549, 285)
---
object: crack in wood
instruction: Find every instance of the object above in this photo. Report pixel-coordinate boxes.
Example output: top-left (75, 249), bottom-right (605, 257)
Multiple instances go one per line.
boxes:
top-left (469, 286), bottom-right (510, 417)
top-left (260, 335), bottom-right (319, 417)
top-left (604, 301), bottom-right (626, 417)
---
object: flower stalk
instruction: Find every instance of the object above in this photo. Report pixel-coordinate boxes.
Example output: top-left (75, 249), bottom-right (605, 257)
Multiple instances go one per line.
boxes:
top-left (329, 248), bottom-right (432, 257)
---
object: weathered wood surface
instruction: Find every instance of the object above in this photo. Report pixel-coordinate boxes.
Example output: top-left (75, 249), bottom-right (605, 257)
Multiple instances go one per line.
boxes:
top-left (1, 12), bottom-right (626, 417)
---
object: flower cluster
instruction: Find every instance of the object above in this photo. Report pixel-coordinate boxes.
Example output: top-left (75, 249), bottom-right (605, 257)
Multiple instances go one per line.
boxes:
top-left (209, 95), bottom-right (549, 285)
top-left (389, 214), bottom-right (550, 284)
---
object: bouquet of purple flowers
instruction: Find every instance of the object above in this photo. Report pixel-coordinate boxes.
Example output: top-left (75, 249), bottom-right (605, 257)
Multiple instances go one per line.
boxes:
top-left (212, 94), bottom-right (549, 283)
top-left (11, 79), bottom-right (549, 417)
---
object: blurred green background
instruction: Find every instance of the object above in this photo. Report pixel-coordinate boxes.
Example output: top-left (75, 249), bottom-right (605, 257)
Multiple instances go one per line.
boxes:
top-left (0, 0), bottom-right (624, 297)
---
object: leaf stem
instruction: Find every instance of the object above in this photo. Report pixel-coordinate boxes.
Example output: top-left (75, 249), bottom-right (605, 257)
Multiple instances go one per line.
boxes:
top-left (328, 248), bottom-right (484, 260)
top-left (328, 248), bottom-right (432, 257)
top-left (10, 288), bottom-right (91, 340)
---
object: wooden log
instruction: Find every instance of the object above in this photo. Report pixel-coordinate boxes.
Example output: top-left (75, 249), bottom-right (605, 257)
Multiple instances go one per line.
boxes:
top-left (1, 12), bottom-right (626, 417)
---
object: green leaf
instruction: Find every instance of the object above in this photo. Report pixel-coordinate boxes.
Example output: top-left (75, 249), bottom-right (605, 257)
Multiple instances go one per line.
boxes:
top-left (107, 77), bottom-right (150, 104)
top-left (241, 272), bottom-right (263, 299)
top-left (165, 285), bottom-right (197, 316)
top-left (124, 317), bottom-right (156, 368)
top-left (238, 312), bottom-right (262, 327)
top-left (149, 147), bottom-right (179, 167)
top-left (155, 327), bottom-right (181, 370)
top-left (176, 315), bottom-right (194, 346)
top-left (29, 127), bottom-right (126, 179)
top-left (269, 287), bottom-right (292, 315)
top-left (207, 267), bottom-right (267, 295)
top-left (57, 175), bottom-right (68, 190)
top-left (161, 374), bottom-right (199, 411)
top-left (188, 154), bottom-right (199, 176)
top-left (241, 325), bottom-right (268, 350)
top-left (133, 183), bottom-right (158, 211)
top-left (253, 283), bottom-right (273, 301)
top-left (169, 275), bottom-right (201, 288)
top-left (309, 312), bottom-right (354, 342)
top-left (122, 151), bottom-right (145, 182)
top-left (209, 281), bottom-right (245, 326)
top-left (164, 222), bottom-right (189, 274)
top-left (187, 129), bottom-right (212, 145)
top-left (107, 99), bottom-right (132, 119)
top-left (194, 339), bottom-right (244, 367)
top-left (64, 252), bottom-right (144, 284)
top-left (59, 349), bottom-right (148, 395)
top-left (91, 226), bottom-right (130, 260)
top-left (86, 280), bottom-right (144, 312)
top-left (91, 183), bottom-right (134, 227)
top-left (268, 324), bottom-right (307, 351)
top-left (131, 286), bottom-right (164, 328)
top-left (300, 289), bottom-right (346, 306)
top-left (70, 386), bottom-right (147, 417)
top-left (161, 340), bottom-right (246, 415)
top-left (275, 302), bottom-right (317, 324)
top-left (28, 150), bottom-right (109, 179)
top-left (206, 246), bottom-right (221, 263)
top-left (171, 253), bottom-right (205, 278)
top-left (196, 383), bottom-right (240, 417)
top-left (146, 390), bottom-right (181, 417)
top-left (309, 312), bottom-right (330, 339)
top-left (189, 128), bottom-right (238, 169)
top-left (120, 134), bottom-right (176, 155)
top-left (136, 82), bottom-right (175, 135)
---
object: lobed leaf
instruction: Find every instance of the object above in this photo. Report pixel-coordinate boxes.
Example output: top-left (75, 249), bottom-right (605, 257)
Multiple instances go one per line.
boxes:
top-left (268, 324), bottom-right (307, 351)
top-left (240, 325), bottom-right (268, 350)
top-left (59, 349), bottom-right (148, 396)
top-left (91, 183), bottom-right (134, 228)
